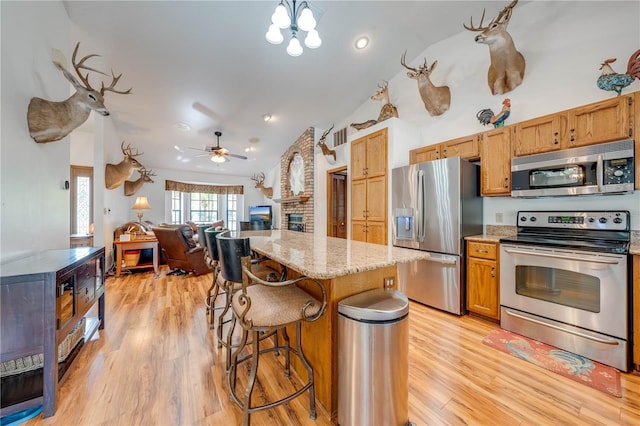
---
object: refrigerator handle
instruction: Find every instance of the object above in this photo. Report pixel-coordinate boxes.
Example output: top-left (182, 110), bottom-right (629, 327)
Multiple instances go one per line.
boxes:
top-left (417, 170), bottom-right (425, 242)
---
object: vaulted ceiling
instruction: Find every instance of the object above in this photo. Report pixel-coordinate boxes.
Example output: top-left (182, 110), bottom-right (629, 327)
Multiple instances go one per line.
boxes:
top-left (64, 1), bottom-right (518, 177)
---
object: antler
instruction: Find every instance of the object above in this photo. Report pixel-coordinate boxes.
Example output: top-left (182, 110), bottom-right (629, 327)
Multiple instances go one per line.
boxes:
top-left (121, 141), bottom-right (143, 157)
top-left (378, 80), bottom-right (389, 90)
top-left (100, 69), bottom-right (132, 95)
top-left (318, 124), bottom-right (334, 146)
top-left (251, 172), bottom-right (265, 185)
top-left (141, 167), bottom-right (156, 178)
top-left (464, 0), bottom-right (518, 32)
top-left (71, 42), bottom-right (107, 91)
top-left (400, 50), bottom-right (419, 72)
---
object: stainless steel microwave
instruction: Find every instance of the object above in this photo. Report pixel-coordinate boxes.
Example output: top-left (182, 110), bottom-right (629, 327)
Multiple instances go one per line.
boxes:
top-left (511, 139), bottom-right (634, 197)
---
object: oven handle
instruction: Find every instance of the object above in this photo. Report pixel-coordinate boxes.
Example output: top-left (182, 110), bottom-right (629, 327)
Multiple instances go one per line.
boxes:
top-left (503, 248), bottom-right (621, 265)
top-left (504, 309), bottom-right (620, 346)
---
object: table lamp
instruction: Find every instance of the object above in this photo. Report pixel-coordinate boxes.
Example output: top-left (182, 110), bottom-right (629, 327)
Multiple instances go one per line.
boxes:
top-left (131, 196), bottom-right (151, 225)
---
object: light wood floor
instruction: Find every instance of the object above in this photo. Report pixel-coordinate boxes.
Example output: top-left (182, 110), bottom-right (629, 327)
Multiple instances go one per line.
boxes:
top-left (21, 267), bottom-right (640, 425)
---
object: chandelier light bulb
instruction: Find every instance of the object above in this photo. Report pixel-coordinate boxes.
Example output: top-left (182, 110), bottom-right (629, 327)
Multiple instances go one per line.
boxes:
top-left (211, 155), bottom-right (225, 163)
top-left (265, 24), bottom-right (284, 44)
top-left (297, 8), bottom-right (316, 32)
top-left (287, 36), bottom-right (303, 56)
top-left (272, 4), bottom-right (291, 29)
top-left (304, 29), bottom-right (321, 49)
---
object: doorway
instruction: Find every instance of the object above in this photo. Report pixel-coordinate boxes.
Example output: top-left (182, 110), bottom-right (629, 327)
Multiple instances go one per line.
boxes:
top-left (70, 165), bottom-right (94, 243)
top-left (326, 166), bottom-right (347, 239)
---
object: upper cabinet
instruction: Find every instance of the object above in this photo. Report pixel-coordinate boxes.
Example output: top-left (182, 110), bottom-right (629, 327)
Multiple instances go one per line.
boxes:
top-left (480, 126), bottom-right (512, 196)
top-left (352, 128), bottom-right (387, 180)
top-left (567, 95), bottom-right (633, 148)
top-left (514, 113), bottom-right (566, 156)
top-left (409, 134), bottom-right (480, 164)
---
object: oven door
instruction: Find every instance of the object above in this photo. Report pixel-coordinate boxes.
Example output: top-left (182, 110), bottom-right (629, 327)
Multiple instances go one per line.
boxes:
top-left (500, 243), bottom-right (627, 339)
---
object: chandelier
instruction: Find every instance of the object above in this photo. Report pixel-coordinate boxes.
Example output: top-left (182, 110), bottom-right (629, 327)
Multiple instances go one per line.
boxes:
top-left (265, 0), bottom-right (321, 57)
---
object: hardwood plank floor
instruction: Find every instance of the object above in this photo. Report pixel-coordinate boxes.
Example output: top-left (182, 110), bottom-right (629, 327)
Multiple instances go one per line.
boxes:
top-left (20, 267), bottom-right (640, 425)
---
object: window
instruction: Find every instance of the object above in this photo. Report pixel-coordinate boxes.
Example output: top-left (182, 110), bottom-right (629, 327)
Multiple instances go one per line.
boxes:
top-left (190, 192), bottom-right (218, 222)
top-left (70, 165), bottom-right (93, 235)
top-left (226, 194), bottom-right (238, 231)
top-left (171, 191), bottom-right (182, 224)
top-left (171, 191), bottom-right (240, 230)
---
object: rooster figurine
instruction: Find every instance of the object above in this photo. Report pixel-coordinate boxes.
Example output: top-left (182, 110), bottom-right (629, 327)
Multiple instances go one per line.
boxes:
top-left (597, 49), bottom-right (640, 96)
top-left (477, 98), bottom-right (511, 128)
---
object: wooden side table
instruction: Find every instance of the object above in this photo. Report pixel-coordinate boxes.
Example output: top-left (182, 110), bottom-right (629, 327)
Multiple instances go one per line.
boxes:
top-left (114, 237), bottom-right (159, 278)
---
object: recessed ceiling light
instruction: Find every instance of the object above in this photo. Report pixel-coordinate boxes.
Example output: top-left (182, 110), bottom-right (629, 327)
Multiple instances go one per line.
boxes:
top-left (249, 137), bottom-right (260, 144)
top-left (174, 122), bottom-right (191, 132)
top-left (263, 114), bottom-right (272, 122)
top-left (174, 145), bottom-right (184, 152)
top-left (355, 36), bottom-right (369, 50)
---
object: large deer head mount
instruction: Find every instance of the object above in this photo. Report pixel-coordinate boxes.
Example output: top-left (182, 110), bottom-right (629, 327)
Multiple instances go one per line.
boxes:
top-left (27, 42), bottom-right (132, 143)
top-left (105, 141), bottom-right (145, 190)
top-left (464, 0), bottom-right (526, 95)
top-left (250, 172), bottom-right (273, 199)
top-left (401, 51), bottom-right (451, 117)
top-left (351, 81), bottom-right (400, 131)
top-left (124, 167), bottom-right (156, 197)
top-left (317, 125), bottom-right (337, 164)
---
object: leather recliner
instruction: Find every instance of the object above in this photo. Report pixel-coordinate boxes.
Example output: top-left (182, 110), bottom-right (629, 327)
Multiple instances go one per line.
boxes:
top-left (152, 225), bottom-right (209, 276)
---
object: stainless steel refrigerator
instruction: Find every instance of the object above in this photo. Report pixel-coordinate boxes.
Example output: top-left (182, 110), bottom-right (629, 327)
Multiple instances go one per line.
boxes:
top-left (392, 157), bottom-right (482, 314)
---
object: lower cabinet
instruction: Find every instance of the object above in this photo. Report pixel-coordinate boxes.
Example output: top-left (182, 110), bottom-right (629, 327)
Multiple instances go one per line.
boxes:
top-left (466, 241), bottom-right (500, 320)
top-left (633, 255), bottom-right (640, 370)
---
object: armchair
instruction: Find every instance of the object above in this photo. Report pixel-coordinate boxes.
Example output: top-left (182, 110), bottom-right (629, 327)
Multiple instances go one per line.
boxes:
top-left (151, 225), bottom-right (209, 276)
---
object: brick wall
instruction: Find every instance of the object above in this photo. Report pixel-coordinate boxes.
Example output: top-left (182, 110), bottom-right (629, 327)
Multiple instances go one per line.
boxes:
top-left (280, 127), bottom-right (314, 232)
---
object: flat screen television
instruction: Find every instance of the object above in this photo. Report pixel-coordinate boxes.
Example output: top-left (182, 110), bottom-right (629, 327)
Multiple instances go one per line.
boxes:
top-left (248, 205), bottom-right (272, 229)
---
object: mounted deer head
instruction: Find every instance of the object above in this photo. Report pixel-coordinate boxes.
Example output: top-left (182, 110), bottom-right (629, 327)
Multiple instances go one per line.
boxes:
top-left (317, 124), bottom-right (336, 164)
top-left (401, 51), bottom-right (451, 116)
top-left (105, 141), bottom-right (145, 190)
top-left (350, 82), bottom-right (399, 130)
top-left (27, 42), bottom-right (132, 143)
top-left (464, 0), bottom-right (526, 95)
top-left (124, 167), bottom-right (156, 197)
top-left (251, 172), bottom-right (273, 199)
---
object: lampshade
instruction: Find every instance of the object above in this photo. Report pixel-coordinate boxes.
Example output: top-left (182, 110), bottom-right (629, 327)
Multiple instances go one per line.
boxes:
top-left (211, 155), bottom-right (226, 163)
top-left (266, 0), bottom-right (321, 57)
top-left (132, 196), bottom-right (151, 211)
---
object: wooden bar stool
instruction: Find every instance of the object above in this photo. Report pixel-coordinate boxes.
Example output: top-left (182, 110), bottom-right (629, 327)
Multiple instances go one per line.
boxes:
top-left (222, 246), bottom-right (327, 425)
top-left (203, 228), bottom-right (225, 331)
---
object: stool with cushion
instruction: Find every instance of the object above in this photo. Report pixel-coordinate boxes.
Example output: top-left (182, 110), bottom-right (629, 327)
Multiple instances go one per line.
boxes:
top-left (203, 228), bottom-right (226, 330)
top-left (220, 239), bottom-right (326, 425)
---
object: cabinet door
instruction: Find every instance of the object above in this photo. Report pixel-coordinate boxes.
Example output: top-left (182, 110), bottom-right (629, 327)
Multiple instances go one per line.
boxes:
top-left (567, 96), bottom-right (632, 148)
top-left (480, 127), bottom-right (512, 196)
top-left (351, 220), bottom-right (367, 242)
top-left (366, 175), bottom-right (386, 222)
top-left (635, 92), bottom-right (639, 189)
top-left (410, 145), bottom-right (439, 164)
top-left (441, 134), bottom-right (479, 159)
top-left (467, 257), bottom-right (499, 320)
top-left (514, 113), bottom-right (565, 156)
top-left (351, 137), bottom-right (367, 180)
top-left (366, 221), bottom-right (387, 245)
top-left (634, 256), bottom-right (640, 368)
top-left (351, 179), bottom-right (367, 221)
top-left (366, 128), bottom-right (388, 178)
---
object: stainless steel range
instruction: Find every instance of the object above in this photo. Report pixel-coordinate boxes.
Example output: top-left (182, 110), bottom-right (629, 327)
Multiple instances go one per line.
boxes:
top-left (499, 210), bottom-right (631, 371)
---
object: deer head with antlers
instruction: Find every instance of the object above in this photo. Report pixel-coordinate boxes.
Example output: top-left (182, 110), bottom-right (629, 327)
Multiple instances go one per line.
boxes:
top-left (124, 167), bottom-right (156, 197)
top-left (105, 141), bottom-right (145, 190)
top-left (464, 0), bottom-right (525, 95)
top-left (401, 51), bottom-right (451, 117)
top-left (27, 42), bottom-right (132, 143)
top-left (251, 172), bottom-right (273, 199)
top-left (317, 124), bottom-right (336, 164)
top-left (351, 81), bottom-right (400, 131)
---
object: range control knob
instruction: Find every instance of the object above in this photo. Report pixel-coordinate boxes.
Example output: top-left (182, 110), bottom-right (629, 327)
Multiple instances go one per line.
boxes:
top-left (588, 217), bottom-right (595, 223)
top-left (599, 217), bottom-right (607, 224)
top-left (530, 216), bottom-right (537, 222)
top-left (613, 217), bottom-right (623, 224)
top-left (520, 216), bottom-right (527, 222)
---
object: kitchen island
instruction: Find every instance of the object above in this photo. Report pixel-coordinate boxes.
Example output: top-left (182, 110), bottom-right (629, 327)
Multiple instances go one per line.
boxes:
top-left (235, 230), bottom-right (430, 419)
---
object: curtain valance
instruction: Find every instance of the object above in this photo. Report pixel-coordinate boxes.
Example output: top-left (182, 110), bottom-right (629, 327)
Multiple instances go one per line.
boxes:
top-left (165, 180), bottom-right (244, 195)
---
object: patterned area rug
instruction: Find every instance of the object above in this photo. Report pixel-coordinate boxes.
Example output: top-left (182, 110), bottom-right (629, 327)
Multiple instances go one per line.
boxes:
top-left (482, 328), bottom-right (622, 397)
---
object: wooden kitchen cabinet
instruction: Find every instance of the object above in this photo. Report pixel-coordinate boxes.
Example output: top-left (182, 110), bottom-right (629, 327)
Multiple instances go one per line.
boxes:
top-left (635, 92), bottom-right (640, 189)
top-left (467, 241), bottom-right (500, 320)
top-left (567, 95), bottom-right (633, 148)
top-left (409, 134), bottom-right (480, 164)
top-left (480, 126), bottom-right (512, 196)
top-left (633, 255), bottom-right (640, 370)
top-left (351, 128), bottom-right (388, 245)
top-left (513, 112), bottom-right (566, 156)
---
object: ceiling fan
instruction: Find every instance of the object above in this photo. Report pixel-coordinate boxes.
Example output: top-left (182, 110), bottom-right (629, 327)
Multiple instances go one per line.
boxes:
top-left (190, 131), bottom-right (248, 163)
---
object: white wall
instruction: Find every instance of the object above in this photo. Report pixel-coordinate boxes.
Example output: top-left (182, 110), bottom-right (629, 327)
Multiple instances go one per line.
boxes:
top-left (1, 1), bottom-right (71, 262)
top-left (314, 1), bottom-right (640, 234)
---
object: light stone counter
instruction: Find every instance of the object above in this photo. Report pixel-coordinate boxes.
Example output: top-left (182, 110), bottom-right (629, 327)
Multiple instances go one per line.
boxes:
top-left (237, 230), bottom-right (430, 279)
top-left (465, 234), bottom-right (503, 243)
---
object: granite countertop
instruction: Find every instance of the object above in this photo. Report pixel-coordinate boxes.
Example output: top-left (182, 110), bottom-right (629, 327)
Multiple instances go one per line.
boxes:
top-left (465, 234), bottom-right (503, 243)
top-left (236, 230), bottom-right (430, 279)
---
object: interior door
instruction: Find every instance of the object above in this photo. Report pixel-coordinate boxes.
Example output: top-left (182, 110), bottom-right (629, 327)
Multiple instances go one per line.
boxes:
top-left (327, 167), bottom-right (347, 239)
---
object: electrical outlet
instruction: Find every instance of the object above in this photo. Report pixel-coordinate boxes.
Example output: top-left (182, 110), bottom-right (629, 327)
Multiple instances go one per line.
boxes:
top-left (496, 212), bottom-right (503, 223)
top-left (384, 277), bottom-right (395, 288)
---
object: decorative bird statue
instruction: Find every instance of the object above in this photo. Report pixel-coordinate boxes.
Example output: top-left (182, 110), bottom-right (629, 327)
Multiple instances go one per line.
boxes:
top-left (477, 98), bottom-right (511, 128)
top-left (597, 49), bottom-right (640, 96)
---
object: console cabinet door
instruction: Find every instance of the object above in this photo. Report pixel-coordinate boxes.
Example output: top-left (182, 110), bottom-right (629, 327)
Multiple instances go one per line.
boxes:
top-left (467, 241), bottom-right (500, 320)
top-left (480, 127), bottom-right (512, 196)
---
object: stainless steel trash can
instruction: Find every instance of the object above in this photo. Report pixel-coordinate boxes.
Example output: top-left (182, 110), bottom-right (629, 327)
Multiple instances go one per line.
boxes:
top-left (338, 288), bottom-right (409, 426)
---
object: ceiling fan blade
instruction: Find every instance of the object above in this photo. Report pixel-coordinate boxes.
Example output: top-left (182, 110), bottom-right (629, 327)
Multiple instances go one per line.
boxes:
top-left (193, 153), bottom-right (209, 158)
top-left (225, 153), bottom-right (248, 160)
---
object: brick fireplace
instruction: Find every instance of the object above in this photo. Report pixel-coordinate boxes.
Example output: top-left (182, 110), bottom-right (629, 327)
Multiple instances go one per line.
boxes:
top-left (280, 127), bottom-right (314, 233)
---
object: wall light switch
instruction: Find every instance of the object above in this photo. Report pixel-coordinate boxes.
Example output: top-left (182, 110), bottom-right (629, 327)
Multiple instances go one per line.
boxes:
top-left (496, 213), bottom-right (503, 223)
top-left (384, 277), bottom-right (395, 288)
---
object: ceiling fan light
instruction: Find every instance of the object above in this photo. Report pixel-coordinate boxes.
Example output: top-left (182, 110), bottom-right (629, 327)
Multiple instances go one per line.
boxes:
top-left (297, 8), bottom-right (316, 32)
top-left (287, 36), bottom-right (303, 57)
top-left (211, 155), bottom-right (225, 163)
top-left (266, 24), bottom-right (284, 44)
top-left (304, 29), bottom-right (321, 49)
top-left (272, 4), bottom-right (291, 29)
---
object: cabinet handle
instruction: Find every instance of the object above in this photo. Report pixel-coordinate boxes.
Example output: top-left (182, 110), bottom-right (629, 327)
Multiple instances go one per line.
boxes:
top-left (504, 177), bottom-right (509, 189)
top-left (491, 267), bottom-right (495, 278)
top-left (475, 249), bottom-right (489, 253)
top-left (553, 132), bottom-right (559, 144)
top-left (443, 149), bottom-right (447, 157)
top-left (570, 128), bottom-right (575, 142)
